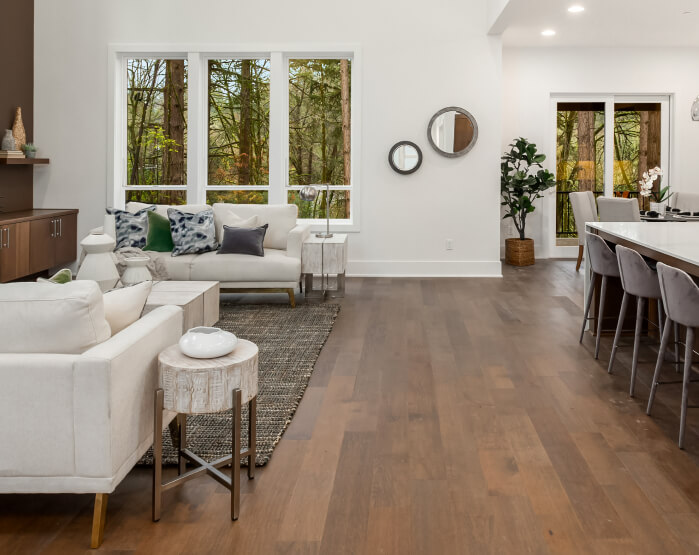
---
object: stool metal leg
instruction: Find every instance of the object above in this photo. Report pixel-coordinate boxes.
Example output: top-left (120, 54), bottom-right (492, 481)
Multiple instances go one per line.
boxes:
top-left (231, 388), bottom-right (241, 520)
top-left (608, 291), bottom-right (630, 374)
top-left (630, 296), bottom-right (645, 397)
top-left (595, 275), bottom-right (608, 359)
top-left (177, 413), bottom-right (186, 475)
top-left (581, 273), bottom-right (596, 343)
top-left (679, 327), bottom-right (695, 449)
top-left (675, 322), bottom-right (681, 373)
top-left (647, 318), bottom-right (673, 415)
top-left (248, 396), bottom-right (256, 479)
top-left (153, 388), bottom-right (164, 522)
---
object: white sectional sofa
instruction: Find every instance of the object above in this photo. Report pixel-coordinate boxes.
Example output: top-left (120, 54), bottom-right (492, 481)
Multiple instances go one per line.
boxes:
top-left (104, 203), bottom-right (310, 306)
top-left (671, 192), bottom-right (699, 212)
top-left (0, 280), bottom-right (183, 548)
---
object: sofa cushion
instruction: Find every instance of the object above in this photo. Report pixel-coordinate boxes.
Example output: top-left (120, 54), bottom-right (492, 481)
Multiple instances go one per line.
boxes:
top-left (218, 224), bottom-right (268, 257)
top-left (212, 204), bottom-right (297, 250)
top-left (146, 252), bottom-right (198, 280)
top-left (190, 249), bottom-right (301, 283)
top-left (213, 210), bottom-right (258, 243)
top-left (0, 281), bottom-right (111, 354)
top-left (168, 208), bottom-right (219, 257)
top-left (103, 281), bottom-right (152, 335)
top-left (127, 202), bottom-right (209, 219)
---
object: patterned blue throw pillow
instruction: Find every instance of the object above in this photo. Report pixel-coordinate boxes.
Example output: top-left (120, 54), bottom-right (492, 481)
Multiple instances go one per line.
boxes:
top-left (167, 207), bottom-right (219, 257)
top-left (106, 205), bottom-right (156, 249)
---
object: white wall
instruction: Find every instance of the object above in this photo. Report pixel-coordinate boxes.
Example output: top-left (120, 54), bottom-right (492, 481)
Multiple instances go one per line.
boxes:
top-left (34, 0), bottom-right (503, 277)
top-left (502, 46), bottom-right (699, 258)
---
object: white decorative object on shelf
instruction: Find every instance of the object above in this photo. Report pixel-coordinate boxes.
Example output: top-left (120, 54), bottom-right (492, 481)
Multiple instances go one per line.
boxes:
top-left (179, 326), bottom-right (238, 359)
top-left (121, 256), bottom-right (152, 286)
top-left (76, 231), bottom-right (119, 292)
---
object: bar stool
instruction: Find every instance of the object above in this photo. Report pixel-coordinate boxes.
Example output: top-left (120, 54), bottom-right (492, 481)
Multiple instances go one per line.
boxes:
top-left (580, 232), bottom-right (620, 359)
top-left (647, 263), bottom-right (699, 449)
top-left (607, 245), bottom-right (678, 397)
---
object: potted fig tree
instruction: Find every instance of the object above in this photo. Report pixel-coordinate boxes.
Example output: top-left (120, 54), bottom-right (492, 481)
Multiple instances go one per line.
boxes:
top-left (501, 137), bottom-right (555, 266)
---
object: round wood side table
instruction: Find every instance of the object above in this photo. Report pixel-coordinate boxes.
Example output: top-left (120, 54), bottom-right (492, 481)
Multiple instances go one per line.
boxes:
top-left (153, 339), bottom-right (258, 522)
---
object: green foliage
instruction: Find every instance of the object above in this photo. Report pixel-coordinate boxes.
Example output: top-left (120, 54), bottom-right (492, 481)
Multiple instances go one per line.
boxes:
top-left (22, 143), bottom-right (36, 152)
top-left (208, 59), bottom-right (270, 186)
top-left (501, 138), bottom-right (555, 240)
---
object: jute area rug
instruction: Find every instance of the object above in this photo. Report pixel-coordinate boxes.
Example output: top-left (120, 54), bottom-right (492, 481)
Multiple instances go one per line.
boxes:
top-left (140, 302), bottom-right (340, 466)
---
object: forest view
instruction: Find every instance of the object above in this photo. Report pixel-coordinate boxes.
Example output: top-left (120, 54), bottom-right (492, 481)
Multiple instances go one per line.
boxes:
top-left (556, 102), bottom-right (661, 238)
top-left (126, 56), bottom-right (352, 219)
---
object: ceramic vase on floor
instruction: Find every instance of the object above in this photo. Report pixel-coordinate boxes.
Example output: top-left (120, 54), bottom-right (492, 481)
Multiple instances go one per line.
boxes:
top-left (12, 107), bottom-right (26, 151)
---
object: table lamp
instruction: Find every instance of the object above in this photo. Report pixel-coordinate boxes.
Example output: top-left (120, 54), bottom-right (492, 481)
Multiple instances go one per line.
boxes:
top-left (299, 185), bottom-right (333, 238)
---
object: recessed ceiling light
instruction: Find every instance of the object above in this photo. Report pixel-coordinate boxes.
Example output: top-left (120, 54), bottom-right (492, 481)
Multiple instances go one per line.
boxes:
top-left (541, 29), bottom-right (556, 37)
top-left (682, 10), bottom-right (692, 15)
top-left (568, 5), bottom-right (585, 13)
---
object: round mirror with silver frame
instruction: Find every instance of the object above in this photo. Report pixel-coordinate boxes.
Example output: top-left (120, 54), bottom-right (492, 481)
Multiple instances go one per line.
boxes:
top-left (388, 141), bottom-right (423, 175)
top-left (427, 106), bottom-right (478, 157)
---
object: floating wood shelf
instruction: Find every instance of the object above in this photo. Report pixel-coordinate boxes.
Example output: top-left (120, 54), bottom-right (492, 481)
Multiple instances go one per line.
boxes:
top-left (0, 158), bottom-right (49, 165)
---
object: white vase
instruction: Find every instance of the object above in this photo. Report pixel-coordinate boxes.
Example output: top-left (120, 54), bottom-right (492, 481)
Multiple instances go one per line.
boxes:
top-left (1, 129), bottom-right (15, 151)
top-left (179, 327), bottom-right (238, 359)
top-left (76, 231), bottom-right (120, 292)
top-left (121, 256), bottom-right (152, 286)
top-left (650, 201), bottom-right (666, 214)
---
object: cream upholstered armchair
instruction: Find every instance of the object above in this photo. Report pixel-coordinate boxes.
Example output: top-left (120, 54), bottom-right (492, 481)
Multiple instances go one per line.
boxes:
top-left (597, 197), bottom-right (641, 223)
top-left (671, 192), bottom-right (699, 212)
top-left (0, 281), bottom-right (182, 548)
top-left (569, 191), bottom-right (598, 271)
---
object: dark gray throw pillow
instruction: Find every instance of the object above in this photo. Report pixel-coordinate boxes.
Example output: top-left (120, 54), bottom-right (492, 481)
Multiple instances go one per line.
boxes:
top-left (217, 224), bottom-right (268, 257)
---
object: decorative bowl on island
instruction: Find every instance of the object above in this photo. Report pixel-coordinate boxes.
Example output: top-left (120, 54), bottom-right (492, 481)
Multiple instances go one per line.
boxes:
top-left (178, 327), bottom-right (238, 359)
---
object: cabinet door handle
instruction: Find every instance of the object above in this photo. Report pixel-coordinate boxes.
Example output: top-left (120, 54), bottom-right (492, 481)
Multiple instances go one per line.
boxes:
top-left (58, 218), bottom-right (62, 237)
top-left (5, 227), bottom-right (9, 248)
top-left (50, 219), bottom-right (55, 238)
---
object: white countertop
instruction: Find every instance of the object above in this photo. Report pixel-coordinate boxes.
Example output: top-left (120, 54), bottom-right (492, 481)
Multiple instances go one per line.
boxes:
top-left (586, 221), bottom-right (699, 268)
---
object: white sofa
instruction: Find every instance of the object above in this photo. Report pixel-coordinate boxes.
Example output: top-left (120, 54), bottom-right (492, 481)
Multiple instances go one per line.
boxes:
top-left (0, 281), bottom-right (183, 548)
top-left (104, 203), bottom-right (311, 306)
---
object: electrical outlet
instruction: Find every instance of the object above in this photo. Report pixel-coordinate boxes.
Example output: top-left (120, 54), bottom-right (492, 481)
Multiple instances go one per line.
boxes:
top-left (446, 239), bottom-right (454, 250)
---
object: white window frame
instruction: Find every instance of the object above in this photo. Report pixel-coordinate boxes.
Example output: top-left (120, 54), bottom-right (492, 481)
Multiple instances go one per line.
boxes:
top-left (108, 44), bottom-right (362, 233)
top-left (545, 93), bottom-right (672, 259)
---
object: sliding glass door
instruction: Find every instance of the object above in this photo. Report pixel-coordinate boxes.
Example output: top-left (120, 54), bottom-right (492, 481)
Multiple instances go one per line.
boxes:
top-left (552, 95), bottom-right (670, 251)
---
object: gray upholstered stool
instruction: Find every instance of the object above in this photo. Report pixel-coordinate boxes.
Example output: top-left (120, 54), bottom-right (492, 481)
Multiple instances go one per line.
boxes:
top-left (607, 245), bottom-right (679, 397)
top-left (581, 232), bottom-right (620, 359)
top-left (647, 263), bottom-right (699, 449)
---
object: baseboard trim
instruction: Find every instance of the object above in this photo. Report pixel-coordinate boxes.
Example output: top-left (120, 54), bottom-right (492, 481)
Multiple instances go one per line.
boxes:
top-left (347, 260), bottom-right (502, 278)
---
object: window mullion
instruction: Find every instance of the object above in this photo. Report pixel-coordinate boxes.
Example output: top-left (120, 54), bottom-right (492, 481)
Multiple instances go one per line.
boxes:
top-left (268, 52), bottom-right (286, 205)
top-left (187, 52), bottom-right (204, 203)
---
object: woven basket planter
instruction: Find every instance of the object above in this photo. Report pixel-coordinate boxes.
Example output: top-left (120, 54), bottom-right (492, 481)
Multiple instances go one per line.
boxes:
top-left (505, 238), bottom-right (535, 266)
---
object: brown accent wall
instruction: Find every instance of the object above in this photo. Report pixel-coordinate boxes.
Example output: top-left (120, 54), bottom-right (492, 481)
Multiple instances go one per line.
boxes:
top-left (0, 1), bottom-right (34, 212)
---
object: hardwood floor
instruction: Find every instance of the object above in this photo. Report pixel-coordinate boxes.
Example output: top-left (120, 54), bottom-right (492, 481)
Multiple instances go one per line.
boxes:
top-left (3, 260), bottom-right (699, 553)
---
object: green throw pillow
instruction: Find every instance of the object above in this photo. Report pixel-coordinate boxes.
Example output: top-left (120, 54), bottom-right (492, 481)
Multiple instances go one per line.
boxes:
top-left (37, 268), bottom-right (72, 284)
top-left (144, 210), bottom-right (174, 252)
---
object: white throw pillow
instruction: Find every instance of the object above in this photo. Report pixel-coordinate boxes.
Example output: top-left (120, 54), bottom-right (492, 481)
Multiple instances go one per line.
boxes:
top-left (213, 209), bottom-right (258, 243)
top-left (102, 281), bottom-right (152, 335)
top-left (0, 281), bottom-right (111, 354)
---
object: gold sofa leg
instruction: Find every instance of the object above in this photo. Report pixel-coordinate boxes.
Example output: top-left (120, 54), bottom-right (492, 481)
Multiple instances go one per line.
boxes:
top-left (91, 493), bottom-right (109, 548)
top-left (287, 288), bottom-right (296, 308)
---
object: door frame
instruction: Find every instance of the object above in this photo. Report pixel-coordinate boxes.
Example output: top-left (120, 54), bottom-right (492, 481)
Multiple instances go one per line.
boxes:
top-left (545, 93), bottom-right (672, 259)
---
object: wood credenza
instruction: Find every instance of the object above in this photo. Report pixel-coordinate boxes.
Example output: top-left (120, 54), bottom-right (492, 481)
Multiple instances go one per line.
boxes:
top-left (0, 209), bottom-right (79, 282)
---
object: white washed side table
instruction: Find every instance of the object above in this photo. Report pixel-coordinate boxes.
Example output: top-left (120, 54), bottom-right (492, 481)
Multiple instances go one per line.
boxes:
top-left (153, 340), bottom-right (258, 522)
top-left (301, 234), bottom-right (348, 299)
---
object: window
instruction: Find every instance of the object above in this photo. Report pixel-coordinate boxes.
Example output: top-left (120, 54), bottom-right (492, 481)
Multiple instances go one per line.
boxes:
top-left (114, 49), bottom-right (358, 228)
top-left (125, 58), bottom-right (187, 205)
top-left (288, 59), bottom-right (352, 219)
top-left (207, 58), bottom-right (270, 205)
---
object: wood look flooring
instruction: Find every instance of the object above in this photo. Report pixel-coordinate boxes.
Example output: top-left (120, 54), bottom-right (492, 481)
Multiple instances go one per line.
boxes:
top-left (3, 260), bottom-right (699, 554)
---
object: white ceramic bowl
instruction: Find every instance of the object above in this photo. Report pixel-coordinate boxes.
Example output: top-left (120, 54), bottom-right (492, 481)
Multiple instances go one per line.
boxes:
top-left (179, 327), bottom-right (238, 359)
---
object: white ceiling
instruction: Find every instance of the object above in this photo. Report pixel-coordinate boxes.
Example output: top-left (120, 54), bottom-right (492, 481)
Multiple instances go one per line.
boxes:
top-left (498, 0), bottom-right (699, 47)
